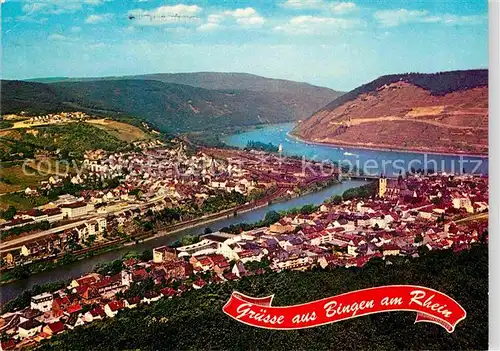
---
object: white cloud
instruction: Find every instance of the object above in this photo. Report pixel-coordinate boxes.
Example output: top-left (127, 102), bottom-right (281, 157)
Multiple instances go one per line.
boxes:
top-left (70, 26), bottom-right (82, 33)
top-left (22, 1), bottom-right (81, 14)
top-left (374, 9), bottom-right (487, 27)
top-left (85, 13), bottom-right (113, 24)
top-left (283, 0), bottom-right (357, 15)
top-left (275, 15), bottom-right (363, 34)
top-left (128, 4), bottom-right (202, 25)
top-left (197, 22), bottom-right (220, 32)
top-left (223, 7), bottom-right (257, 18)
top-left (373, 9), bottom-right (428, 27)
top-left (207, 14), bottom-right (224, 24)
top-left (283, 0), bottom-right (323, 9)
top-left (236, 16), bottom-right (265, 27)
top-left (438, 14), bottom-right (487, 25)
top-left (21, 0), bottom-right (104, 14)
top-left (220, 7), bottom-right (265, 28)
top-left (330, 2), bottom-right (356, 14)
top-left (164, 27), bottom-right (192, 35)
top-left (48, 33), bottom-right (68, 41)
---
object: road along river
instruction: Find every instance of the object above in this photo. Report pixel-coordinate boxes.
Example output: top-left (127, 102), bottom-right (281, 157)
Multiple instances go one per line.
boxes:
top-left (0, 180), bottom-right (367, 304)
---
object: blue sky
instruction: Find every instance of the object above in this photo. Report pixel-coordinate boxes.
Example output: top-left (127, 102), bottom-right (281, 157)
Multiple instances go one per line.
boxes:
top-left (1, 0), bottom-right (488, 90)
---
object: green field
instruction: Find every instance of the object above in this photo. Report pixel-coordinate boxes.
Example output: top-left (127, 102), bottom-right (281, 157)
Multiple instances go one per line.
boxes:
top-left (0, 163), bottom-right (48, 195)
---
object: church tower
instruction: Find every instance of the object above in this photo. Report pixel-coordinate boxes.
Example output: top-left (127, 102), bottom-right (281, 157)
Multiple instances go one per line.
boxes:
top-left (379, 175), bottom-right (387, 198)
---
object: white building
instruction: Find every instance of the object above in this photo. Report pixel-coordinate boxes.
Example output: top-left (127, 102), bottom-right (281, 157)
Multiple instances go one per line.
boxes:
top-left (30, 292), bottom-right (53, 312)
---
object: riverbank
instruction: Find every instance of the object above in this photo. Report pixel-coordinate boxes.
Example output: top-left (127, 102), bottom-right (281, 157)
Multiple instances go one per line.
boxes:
top-left (0, 178), bottom-right (338, 287)
top-left (0, 179), bottom-right (367, 304)
top-left (287, 131), bottom-right (489, 159)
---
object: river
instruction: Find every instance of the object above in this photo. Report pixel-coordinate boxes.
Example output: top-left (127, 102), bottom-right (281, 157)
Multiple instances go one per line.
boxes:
top-left (221, 123), bottom-right (488, 176)
top-left (0, 180), bottom-right (367, 304)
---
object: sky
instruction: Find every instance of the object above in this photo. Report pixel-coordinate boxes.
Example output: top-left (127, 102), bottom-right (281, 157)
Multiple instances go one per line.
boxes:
top-left (1, 0), bottom-right (489, 91)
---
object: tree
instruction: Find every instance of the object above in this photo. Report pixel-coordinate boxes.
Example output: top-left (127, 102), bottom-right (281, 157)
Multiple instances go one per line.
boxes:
top-left (436, 213), bottom-right (445, 224)
top-left (263, 211), bottom-right (280, 225)
top-left (330, 195), bottom-right (342, 205)
top-left (122, 251), bottom-right (140, 260)
top-left (479, 229), bottom-right (488, 244)
top-left (1, 206), bottom-right (17, 220)
top-left (141, 250), bottom-right (153, 262)
top-left (204, 227), bottom-right (213, 234)
top-left (87, 235), bottom-right (96, 246)
top-left (418, 245), bottom-right (430, 256)
top-left (431, 197), bottom-right (442, 205)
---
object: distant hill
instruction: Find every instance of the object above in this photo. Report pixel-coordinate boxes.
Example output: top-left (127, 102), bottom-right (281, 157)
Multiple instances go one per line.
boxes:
top-left (23, 72), bottom-right (343, 129)
top-left (1, 80), bottom-right (74, 115)
top-left (292, 69), bottom-right (488, 155)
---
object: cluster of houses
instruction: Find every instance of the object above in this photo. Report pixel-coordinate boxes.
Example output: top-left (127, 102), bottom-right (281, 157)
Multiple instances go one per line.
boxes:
top-left (1, 147), bottom-right (337, 269)
top-left (0, 173), bottom-right (488, 349)
top-left (26, 112), bottom-right (90, 125)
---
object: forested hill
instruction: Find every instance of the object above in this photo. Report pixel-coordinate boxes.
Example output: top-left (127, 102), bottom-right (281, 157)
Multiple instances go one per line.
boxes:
top-left (1, 79), bottom-right (294, 132)
top-left (29, 71), bottom-right (341, 99)
top-left (1, 80), bottom-right (74, 115)
top-left (12, 72), bottom-right (342, 131)
top-left (39, 245), bottom-right (487, 350)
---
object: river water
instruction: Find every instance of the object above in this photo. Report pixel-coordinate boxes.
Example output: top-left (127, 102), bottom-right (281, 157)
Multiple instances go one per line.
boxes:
top-left (221, 123), bottom-right (488, 176)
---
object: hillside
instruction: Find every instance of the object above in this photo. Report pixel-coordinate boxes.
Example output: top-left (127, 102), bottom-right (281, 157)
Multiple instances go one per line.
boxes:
top-left (292, 70), bottom-right (488, 155)
top-left (21, 72), bottom-right (342, 129)
top-left (115, 72), bottom-right (342, 120)
top-left (38, 245), bottom-right (487, 350)
top-left (0, 81), bottom-right (75, 115)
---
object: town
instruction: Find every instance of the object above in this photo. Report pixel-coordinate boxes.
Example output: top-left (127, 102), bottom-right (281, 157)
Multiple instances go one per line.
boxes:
top-left (0, 142), bottom-right (338, 277)
top-left (0, 172), bottom-right (488, 349)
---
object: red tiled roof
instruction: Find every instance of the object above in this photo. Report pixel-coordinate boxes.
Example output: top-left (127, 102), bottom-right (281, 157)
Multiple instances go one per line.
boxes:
top-left (1, 339), bottom-right (16, 350)
top-left (123, 258), bottom-right (138, 267)
top-left (47, 321), bottom-right (65, 334)
top-left (66, 303), bottom-right (82, 314)
top-left (161, 287), bottom-right (177, 296)
top-left (54, 296), bottom-right (70, 307)
top-left (132, 268), bottom-right (148, 280)
top-left (76, 275), bottom-right (100, 286)
top-left (127, 296), bottom-right (141, 305)
top-left (75, 285), bottom-right (90, 296)
top-left (89, 306), bottom-right (106, 317)
top-left (193, 278), bottom-right (207, 288)
top-left (94, 274), bottom-right (121, 289)
top-left (382, 244), bottom-right (400, 251)
top-left (107, 300), bottom-right (124, 312)
top-left (60, 201), bottom-right (87, 209)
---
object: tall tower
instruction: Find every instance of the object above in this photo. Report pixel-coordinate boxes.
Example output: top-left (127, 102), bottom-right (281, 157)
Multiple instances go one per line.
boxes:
top-left (379, 176), bottom-right (387, 198)
top-left (278, 143), bottom-right (283, 155)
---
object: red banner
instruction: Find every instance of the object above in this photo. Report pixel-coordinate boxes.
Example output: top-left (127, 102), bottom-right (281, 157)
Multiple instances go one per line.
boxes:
top-left (223, 285), bottom-right (466, 333)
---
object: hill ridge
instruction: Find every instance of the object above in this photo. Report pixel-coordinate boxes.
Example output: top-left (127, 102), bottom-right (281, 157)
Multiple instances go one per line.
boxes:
top-left (292, 69), bottom-right (488, 155)
top-left (2, 76), bottom-right (341, 133)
